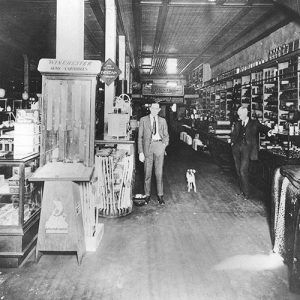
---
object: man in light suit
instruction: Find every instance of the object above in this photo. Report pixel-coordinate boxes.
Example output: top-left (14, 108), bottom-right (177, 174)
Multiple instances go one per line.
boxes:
top-left (138, 103), bottom-right (169, 205)
top-left (231, 106), bottom-right (274, 199)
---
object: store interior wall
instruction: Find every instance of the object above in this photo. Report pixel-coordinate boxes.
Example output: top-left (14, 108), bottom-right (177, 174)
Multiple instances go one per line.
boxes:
top-left (212, 21), bottom-right (300, 77)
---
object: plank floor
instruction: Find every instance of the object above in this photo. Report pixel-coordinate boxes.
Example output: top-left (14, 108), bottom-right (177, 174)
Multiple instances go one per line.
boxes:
top-left (0, 142), bottom-right (299, 300)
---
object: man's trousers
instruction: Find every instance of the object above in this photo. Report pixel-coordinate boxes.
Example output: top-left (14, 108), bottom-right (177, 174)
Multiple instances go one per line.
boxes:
top-left (144, 141), bottom-right (165, 197)
top-left (232, 143), bottom-right (251, 197)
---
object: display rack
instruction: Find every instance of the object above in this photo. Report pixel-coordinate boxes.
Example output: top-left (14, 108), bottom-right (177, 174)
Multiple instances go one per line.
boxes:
top-left (0, 153), bottom-right (40, 267)
top-left (241, 74), bottom-right (251, 108)
top-left (251, 70), bottom-right (263, 122)
top-left (94, 139), bottom-right (135, 218)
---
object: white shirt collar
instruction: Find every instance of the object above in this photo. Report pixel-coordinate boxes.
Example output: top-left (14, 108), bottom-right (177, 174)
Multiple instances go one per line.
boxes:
top-left (242, 117), bottom-right (249, 126)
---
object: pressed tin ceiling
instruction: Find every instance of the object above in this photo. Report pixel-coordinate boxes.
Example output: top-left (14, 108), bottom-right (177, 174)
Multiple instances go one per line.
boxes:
top-left (0, 0), bottom-right (297, 82)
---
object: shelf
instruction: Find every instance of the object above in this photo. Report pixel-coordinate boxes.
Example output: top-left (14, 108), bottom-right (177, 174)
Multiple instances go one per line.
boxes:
top-left (279, 88), bottom-right (297, 92)
top-left (279, 98), bottom-right (298, 101)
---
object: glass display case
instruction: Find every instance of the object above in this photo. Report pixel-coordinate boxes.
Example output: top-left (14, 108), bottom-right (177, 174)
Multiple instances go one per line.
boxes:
top-left (0, 153), bottom-right (41, 267)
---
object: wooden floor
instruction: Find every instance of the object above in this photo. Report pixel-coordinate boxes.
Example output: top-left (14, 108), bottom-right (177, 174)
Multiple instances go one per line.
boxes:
top-left (0, 142), bottom-right (299, 300)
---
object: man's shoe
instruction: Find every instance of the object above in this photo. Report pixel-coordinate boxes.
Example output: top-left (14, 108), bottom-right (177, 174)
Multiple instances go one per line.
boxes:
top-left (145, 196), bottom-right (151, 204)
top-left (157, 195), bottom-right (165, 205)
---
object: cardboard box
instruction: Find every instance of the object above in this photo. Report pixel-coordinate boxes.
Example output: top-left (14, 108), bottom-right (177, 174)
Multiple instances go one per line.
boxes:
top-left (14, 123), bottom-right (40, 134)
top-left (14, 134), bottom-right (40, 146)
top-left (15, 109), bottom-right (39, 123)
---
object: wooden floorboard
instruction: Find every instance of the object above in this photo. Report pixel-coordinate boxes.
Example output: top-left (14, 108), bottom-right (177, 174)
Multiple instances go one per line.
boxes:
top-left (0, 142), bottom-right (298, 300)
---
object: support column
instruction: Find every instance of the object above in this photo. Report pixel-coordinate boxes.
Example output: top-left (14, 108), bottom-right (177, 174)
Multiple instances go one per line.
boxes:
top-left (118, 35), bottom-right (126, 94)
top-left (56, 0), bottom-right (84, 60)
top-left (104, 0), bottom-right (117, 137)
top-left (126, 56), bottom-right (131, 94)
top-left (23, 54), bottom-right (29, 94)
top-left (125, 56), bottom-right (130, 94)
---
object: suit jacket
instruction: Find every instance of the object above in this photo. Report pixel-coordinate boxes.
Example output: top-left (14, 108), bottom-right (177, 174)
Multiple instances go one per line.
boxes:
top-left (231, 119), bottom-right (270, 160)
top-left (138, 115), bottom-right (169, 156)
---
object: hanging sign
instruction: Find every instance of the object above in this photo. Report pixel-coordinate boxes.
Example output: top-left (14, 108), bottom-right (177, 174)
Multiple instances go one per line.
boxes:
top-left (100, 58), bottom-right (122, 86)
top-left (142, 84), bottom-right (184, 96)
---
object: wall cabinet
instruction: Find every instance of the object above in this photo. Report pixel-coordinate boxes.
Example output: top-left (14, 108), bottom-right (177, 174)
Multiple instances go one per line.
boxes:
top-left (198, 50), bottom-right (300, 124)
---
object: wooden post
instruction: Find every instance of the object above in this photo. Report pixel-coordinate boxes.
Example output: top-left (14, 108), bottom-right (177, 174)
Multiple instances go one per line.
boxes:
top-left (104, 0), bottom-right (117, 138)
top-left (23, 54), bottom-right (29, 94)
top-left (126, 56), bottom-right (131, 94)
top-left (119, 35), bottom-right (126, 94)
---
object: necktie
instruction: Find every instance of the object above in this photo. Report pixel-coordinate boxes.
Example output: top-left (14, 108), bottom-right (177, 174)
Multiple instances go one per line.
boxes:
top-left (152, 117), bottom-right (156, 135)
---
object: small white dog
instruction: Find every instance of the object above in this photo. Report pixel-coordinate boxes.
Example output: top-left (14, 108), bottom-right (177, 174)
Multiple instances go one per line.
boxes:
top-left (186, 169), bottom-right (196, 192)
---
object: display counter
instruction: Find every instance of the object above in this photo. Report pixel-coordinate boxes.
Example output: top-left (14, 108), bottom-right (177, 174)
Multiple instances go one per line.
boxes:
top-left (272, 165), bottom-right (300, 293)
top-left (0, 153), bottom-right (41, 267)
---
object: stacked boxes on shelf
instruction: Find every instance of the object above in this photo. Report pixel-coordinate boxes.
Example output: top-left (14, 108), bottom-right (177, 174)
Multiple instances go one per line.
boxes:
top-left (14, 109), bottom-right (40, 159)
top-left (213, 120), bottom-right (231, 141)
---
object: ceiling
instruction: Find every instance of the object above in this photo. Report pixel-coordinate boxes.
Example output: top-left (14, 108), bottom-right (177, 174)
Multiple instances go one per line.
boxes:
top-left (0, 0), bottom-right (298, 85)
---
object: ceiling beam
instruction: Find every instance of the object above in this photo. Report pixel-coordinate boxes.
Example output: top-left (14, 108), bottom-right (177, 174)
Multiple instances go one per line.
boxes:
top-left (139, 0), bottom-right (274, 8)
top-left (186, 5), bottom-right (252, 72)
top-left (273, 0), bottom-right (300, 17)
top-left (115, 0), bottom-right (136, 68)
top-left (132, 0), bottom-right (142, 70)
top-left (150, 0), bottom-right (170, 74)
top-left (84, 24), bottom-right (102, 53)
top-left (142, 52), bottom-right (198, 58)
top-left (216, 0), bottom-right (227, 5)
top-left (209, 9), bottom-right (290, 68)
top-left (1, 0), bottom-right (56, 3)
top-left (179, 59), bottom-right (196, 74)
top-left (87, 0), bottom-right (105, 32)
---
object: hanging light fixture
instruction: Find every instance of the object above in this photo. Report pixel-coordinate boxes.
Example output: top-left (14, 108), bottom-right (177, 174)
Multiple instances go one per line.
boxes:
top-left (22, 90), bottom-right (29, 100)
top-left (0, 88), bottom-right (5, 98)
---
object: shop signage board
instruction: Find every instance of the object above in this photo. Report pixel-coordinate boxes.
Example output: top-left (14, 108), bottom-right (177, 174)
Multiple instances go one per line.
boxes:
top-left (142, 84), bottom-right (184, 96)
top-left (156, 97), bottom-right (184, 104)
top-left (38, 59), bottom-right (101, 75)
top-left (100, 58), bottom-right (122, 86)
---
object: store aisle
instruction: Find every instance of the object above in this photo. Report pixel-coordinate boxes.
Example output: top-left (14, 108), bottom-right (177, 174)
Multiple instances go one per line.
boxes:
top-left (0, 142), bottom-right (297, 300)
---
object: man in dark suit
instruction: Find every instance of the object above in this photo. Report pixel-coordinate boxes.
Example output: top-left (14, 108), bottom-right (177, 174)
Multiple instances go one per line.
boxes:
top-left (138, 103), bottom-right (169, 205)
top-left (231, 106), bottom-right (274, 199)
